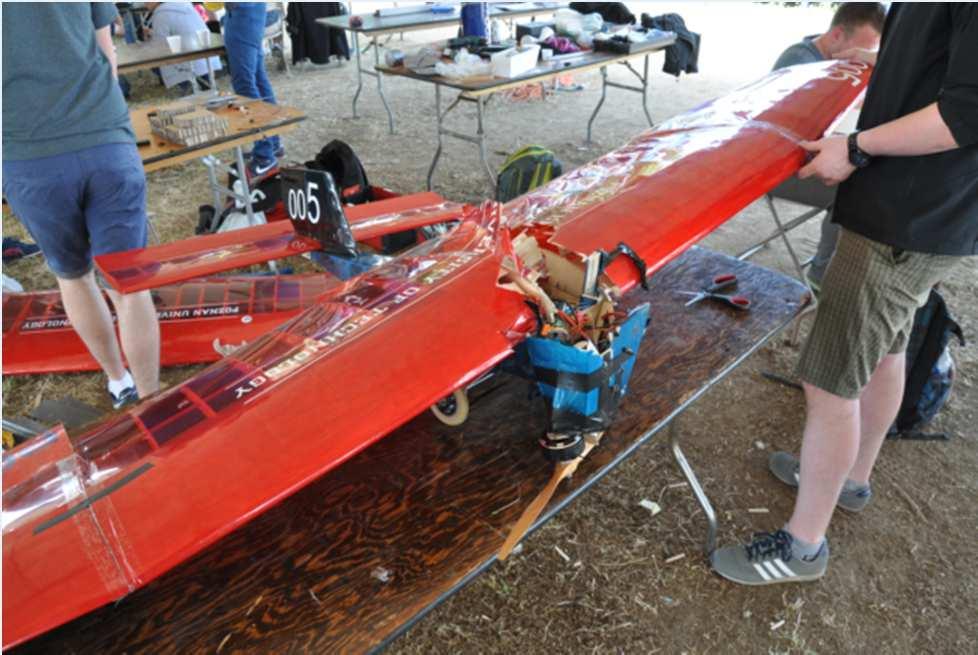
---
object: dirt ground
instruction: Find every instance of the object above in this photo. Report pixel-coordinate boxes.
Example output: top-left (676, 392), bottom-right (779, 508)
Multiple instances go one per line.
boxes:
top-left (2, 2), bottom-right (976, 653)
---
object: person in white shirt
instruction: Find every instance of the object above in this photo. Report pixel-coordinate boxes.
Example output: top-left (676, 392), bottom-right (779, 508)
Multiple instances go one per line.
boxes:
top-left (146, 1), bottom-right (222, 93)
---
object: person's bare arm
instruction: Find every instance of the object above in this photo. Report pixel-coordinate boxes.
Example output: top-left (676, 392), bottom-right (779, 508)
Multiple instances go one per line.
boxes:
top-left (859, 103), bottom-right (959, 156)
top-left (798, 102), bottom-right (959, 185)
top-left (799, 6), bottom-right (977, 186)
top-left (95, 25), bottom-right (118, 79)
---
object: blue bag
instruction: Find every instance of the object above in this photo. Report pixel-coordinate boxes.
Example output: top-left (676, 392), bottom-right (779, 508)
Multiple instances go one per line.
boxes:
top-left (522, 303), bottom-right (650, 459)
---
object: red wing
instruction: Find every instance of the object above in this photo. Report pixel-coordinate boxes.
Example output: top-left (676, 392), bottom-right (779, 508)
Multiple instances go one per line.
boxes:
top-left (95, 193), bottom-right (466, 293)
top-left (2, 275), bottom-right (341, 375)
top-left (503, 61), bottom-right (870, 290)
top-left (2, 222), bottom-right (535, 648)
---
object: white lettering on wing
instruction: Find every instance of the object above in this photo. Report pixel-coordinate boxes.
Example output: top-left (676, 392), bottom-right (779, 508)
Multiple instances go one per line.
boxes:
top-left (826, 61), bottom-right (869, 87)
top-left (230, 246), bottom-right (485, 405)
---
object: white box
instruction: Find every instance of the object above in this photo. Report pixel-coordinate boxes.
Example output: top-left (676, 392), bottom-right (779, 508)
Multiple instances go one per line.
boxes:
top-left (491, 45), bottom-right (540, 79)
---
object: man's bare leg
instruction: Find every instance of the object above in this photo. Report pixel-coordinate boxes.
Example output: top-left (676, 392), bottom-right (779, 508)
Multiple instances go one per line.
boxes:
top-left (786, 384), bottom-right (861, 544)
top-left (107, 288), bottom-right (160, 397)
top-left (848, 352), bottom-right (905, 484)
top-left (57, 271), bottom-right (127, 381)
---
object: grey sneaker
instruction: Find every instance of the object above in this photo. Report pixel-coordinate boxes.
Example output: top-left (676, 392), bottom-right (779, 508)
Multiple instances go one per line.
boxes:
top-left (769, 451), bottom-right (872, 513)
top-left (712, 530), bottom-right (828, 586)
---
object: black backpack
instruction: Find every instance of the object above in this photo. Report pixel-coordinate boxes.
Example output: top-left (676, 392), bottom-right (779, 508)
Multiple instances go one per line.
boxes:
top-left (305, 140), bottom-right (371, 206)
top-left (888, 289), bottom-right (965, 440)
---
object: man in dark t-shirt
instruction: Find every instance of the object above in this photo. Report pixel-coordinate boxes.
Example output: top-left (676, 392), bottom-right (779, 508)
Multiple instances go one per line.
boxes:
top-left (713, 3), bottom-right (977, 585)
top-left (2, 3), bottom-right (160, 407)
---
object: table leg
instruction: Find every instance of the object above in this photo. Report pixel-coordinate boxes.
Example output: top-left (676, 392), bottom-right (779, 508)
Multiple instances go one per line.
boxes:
top-left (641, 54), bottom-right (653, 128)
top-left (352, 32), bottom-right (364, 119)
top-left (586, 66), bottom-right (609, 145)
top-left (204, 155), bottom-right (222, 213)
top-left (737, 201), bottom-right (826, 261)
top-left (206, 55), bottom-right (216, 93)
top-left (476, 95), bottom-right (496, 192)
top-left (426, 84), bottom-right (444, 191)
top-left (766, 195), bottom-right (812, 291)
top-left (763, 195), bottom-right (819, 344)
top-left (146, 214), bottom-right (161, 245)
top-left (670, 418), bottom-right (718, 556)
top-left (279, 31), bottom-right (291, 77)
top-left (373, 36), bottom-right (395, 135)
top-left (234, 146), bottom-right (258, 227)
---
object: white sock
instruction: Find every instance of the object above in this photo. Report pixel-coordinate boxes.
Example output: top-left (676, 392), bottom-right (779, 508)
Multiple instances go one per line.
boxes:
top-left (107, 371), bottom-right (134, 396)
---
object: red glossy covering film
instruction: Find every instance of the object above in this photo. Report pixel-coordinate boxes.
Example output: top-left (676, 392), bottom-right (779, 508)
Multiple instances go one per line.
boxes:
top-left (2, 61), bottom-right (869, 648)
top-left (95, 192), bottom-right (466, 293)
top-left (2, 275), bottom-right (340, 374)
top-left (503, 61), bottom-right (870, 290)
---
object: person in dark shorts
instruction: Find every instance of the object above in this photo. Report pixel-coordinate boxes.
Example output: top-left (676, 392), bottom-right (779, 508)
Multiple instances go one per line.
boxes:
top-left (2, 2), bottom-right (160, 408)
top-left (713, 3), bottom-right (977, 585)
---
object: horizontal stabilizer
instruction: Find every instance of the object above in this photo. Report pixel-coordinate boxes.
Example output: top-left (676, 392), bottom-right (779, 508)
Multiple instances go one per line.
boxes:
top-left (96, 192), bottom-right (466, 293)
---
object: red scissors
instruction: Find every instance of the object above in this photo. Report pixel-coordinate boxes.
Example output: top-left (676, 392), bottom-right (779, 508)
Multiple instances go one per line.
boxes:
top-left (678, 273), bottom-right (751, 311)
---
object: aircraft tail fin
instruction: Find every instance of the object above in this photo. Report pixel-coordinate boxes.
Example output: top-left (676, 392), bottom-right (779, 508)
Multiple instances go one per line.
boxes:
top-left (281, 167), bottom-right (358, 259)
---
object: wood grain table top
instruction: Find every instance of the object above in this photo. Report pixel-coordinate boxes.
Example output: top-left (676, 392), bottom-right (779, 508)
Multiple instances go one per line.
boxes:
top-left (13, 246), bottom-right (808, 655)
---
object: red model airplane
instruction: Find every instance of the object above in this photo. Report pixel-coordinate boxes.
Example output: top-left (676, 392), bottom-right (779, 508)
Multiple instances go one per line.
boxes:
top-left (2, 61), bottom-right (870, 649)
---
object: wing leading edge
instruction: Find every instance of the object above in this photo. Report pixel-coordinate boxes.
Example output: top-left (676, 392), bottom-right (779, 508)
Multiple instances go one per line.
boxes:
top-left (504, 60), bottom-right (871, 291)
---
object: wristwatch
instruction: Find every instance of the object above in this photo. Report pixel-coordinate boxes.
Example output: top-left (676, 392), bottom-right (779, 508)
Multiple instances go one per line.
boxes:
top-left (847, 131), bottom-right (872, 168)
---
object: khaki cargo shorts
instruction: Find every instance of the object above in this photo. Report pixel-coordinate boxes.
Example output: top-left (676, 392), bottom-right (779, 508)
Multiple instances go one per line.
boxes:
top-left (797, 228), bottom-right (963, 399)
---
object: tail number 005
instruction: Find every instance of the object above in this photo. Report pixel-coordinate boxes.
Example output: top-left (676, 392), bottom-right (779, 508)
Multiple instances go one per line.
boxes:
top-left (287, 181), bottom-right (321, 224)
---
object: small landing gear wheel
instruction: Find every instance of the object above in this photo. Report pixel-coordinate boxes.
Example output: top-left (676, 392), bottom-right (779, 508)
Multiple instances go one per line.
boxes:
top-left (431, 389), bottom-right (469, 426)
top-left (539, 432), bottom-right (585, 462)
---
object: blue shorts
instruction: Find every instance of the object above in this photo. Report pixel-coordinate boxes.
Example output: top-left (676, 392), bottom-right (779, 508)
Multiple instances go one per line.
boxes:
top-left (2, 142), bottom-right (147, 279)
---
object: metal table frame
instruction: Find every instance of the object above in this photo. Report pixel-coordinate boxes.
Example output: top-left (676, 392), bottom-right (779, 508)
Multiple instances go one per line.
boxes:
top-left (117, 36), bottom-right (224, 94)
top-left (133, 103), bottom-right (305, 234)
top-left (318, 4), bottom-right (566, 134)
top-left (735, 177), bottom-right (838, 342)
top-left (351, 30), bottom-right (397, 134)
top-left (589, 56), bottom-right (654, 143)
top-left (658, 299), bottom-right (803, 555)
top-left (419, 48), bottom-right (667, 192)
top-left (201, 148), bottom-right (263, 228)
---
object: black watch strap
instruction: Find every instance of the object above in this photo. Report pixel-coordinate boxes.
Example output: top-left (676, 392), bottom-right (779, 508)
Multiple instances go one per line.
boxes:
top-left (847, 131), bottom-right (872, 168)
